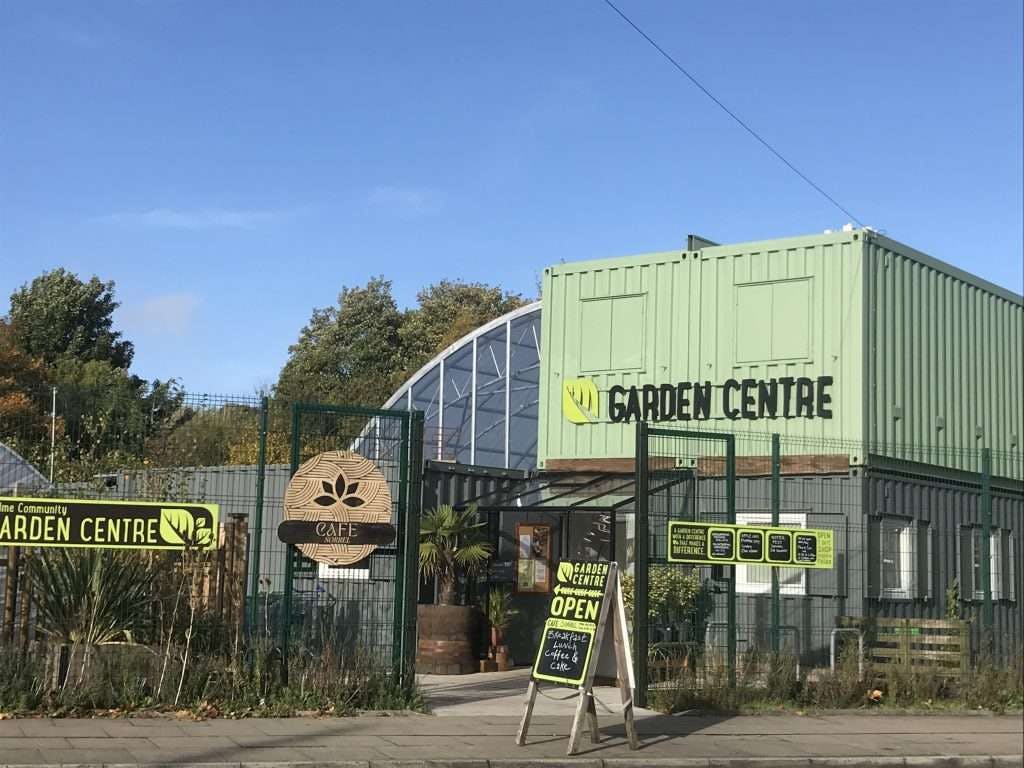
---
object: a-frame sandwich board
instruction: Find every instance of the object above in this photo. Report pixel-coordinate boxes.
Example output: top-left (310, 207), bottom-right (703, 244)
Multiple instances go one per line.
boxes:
top-left (516, 561), bottom-right (640, 756)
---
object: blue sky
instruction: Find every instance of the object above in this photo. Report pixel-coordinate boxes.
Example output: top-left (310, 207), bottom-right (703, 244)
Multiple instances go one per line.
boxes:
top-left (2, 1), bottom-right (1021, 394)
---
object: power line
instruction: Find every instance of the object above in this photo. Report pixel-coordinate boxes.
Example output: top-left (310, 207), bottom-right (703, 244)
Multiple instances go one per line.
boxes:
top-left (601, 0), bottom-right (864, 227)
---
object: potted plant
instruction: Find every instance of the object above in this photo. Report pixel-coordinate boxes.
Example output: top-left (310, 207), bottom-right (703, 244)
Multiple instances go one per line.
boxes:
top-left (486, 587), bottom-right (517, 671)
top-left (416, 504), bottom-right (493, 674)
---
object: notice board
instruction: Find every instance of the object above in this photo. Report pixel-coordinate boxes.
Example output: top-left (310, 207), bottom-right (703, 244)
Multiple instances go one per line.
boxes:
top-left (667, 520), bottom-right (833, 569)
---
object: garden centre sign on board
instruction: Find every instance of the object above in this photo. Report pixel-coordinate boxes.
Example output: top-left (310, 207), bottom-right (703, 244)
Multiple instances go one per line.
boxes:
top-left (667, 520), bottom-right (834, 568)
top-left (563, 375), bottom-right (835, 425)
top-left (278, 450), bottom-right (395, 566)
top-left (0, 496), bottom-right (219, 550)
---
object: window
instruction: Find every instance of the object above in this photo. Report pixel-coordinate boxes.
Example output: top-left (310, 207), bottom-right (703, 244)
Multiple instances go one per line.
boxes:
top-left (736, 512), bottom-right (805, 595)
top-left (880, 518), bottom-right (914, 599)
top-left (966, 527), bottom-right (1016, 602)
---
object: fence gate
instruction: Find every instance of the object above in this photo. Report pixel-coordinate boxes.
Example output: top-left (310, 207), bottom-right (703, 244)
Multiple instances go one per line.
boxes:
top-left (634, 423), bottom-right (737, 708)
top-left (268, 403), bottom-right (423, 679)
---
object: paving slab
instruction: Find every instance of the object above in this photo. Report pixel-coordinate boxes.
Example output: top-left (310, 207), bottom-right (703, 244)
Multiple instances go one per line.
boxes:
top-left (0, 712), bottom-right (1018, 765)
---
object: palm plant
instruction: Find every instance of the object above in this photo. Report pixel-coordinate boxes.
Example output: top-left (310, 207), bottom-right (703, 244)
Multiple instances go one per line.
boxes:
top-left (419, 504), bottom-right (493, 605)
top-left (32, 548), bottom-right (157, 685)
top-left (486, 587), bottom-right (517, 648)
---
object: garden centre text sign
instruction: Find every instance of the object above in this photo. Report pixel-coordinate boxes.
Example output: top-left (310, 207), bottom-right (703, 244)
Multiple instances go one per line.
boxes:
top-left (280, 450), bottom-right (394, 566)
top-left (562, 375), bottom-right (834, 424)
top-left (667, 520), bottom-right (833, 568)
top-left (0, 496), bottom-right (219, 551)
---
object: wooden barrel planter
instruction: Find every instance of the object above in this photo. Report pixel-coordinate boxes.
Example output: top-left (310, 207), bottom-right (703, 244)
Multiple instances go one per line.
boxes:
top-left (416, 604), bottom-right (478, 674)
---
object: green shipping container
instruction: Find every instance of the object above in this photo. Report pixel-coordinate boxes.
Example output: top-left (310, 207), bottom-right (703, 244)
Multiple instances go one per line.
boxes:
top-left (538, 229), bottom-right (1022, 478)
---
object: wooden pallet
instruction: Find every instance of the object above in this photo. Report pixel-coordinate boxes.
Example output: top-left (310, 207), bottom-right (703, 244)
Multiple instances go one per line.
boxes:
top-left (840, 617), bottom-right (969, 678)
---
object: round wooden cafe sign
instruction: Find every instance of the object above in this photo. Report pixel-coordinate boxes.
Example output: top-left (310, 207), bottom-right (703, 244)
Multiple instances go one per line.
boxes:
top-left (279, 451), bottom-right (395, 566)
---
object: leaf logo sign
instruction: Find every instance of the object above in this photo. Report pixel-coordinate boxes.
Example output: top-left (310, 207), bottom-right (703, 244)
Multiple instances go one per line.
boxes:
top-left (282, 450), bottom-right (392, 566)
top-left (562, 379), bottom-right (600, 424)
top-left (557, 561), bottom-right (575, 583)
top-left (159, 508), bottom-right (214, 548)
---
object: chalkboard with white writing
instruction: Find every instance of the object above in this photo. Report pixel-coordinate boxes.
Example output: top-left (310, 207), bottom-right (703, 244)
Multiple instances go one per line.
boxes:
top-left (738, 530), bottom-right (764, 561)
top-left (794, 533), bottom-right (817, 563)
top-left (535, 626), bottom-right (593, 684)
top-left (767, 531), bottom-right (792, 562)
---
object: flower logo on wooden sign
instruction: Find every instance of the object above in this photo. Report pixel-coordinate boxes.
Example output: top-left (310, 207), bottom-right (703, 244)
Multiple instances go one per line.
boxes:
top-left (282, 451), bottom-right (392, 566)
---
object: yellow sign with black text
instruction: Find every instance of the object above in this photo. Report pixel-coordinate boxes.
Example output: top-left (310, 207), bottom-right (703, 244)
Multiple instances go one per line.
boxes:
top-left (668, 520), bottom-right (833, 569)
top-left (532, 560), bottom-right (611, 686)
top-left (0, 496), bottom-right (219, 551)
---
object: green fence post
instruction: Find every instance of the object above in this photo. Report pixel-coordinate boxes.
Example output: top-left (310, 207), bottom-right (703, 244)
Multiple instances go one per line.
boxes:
top-left (281, 404), bottom-right (301, 669)
top-left (725, 436), bottom-right (737, 689)
top-left (770, 433), bottom-right (781, 656)
top-left (248, 396), bottom-right (269, 636)
top-left (404, 412), bottom-right (424, 681)
top-left (634, 420), bottom-right (649, 709)
top-left (392, 410), bottom-right (424, 682)
top-left (981, 448), bottom-right (993, 641)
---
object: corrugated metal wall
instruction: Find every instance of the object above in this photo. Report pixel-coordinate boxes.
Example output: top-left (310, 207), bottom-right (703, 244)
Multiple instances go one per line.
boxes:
top-left (864, 467), bottom-right (1023, 660)
top-left (864, 234), bottom-right (1024, 479)
top-left (538, 232), bottom-right (867, 467)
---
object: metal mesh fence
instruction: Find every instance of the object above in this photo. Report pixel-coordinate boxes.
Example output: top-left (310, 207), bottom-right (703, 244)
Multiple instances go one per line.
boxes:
top-left (0, 387), bottom-right (422, 675)
top-left (636, 424), bottom-right (1023, 705)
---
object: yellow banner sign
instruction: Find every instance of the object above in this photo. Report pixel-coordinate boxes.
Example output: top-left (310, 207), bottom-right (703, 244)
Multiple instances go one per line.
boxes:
top-left (668, 520), bottom-right (833, 568)
top-left (0, 496), bottom-right (219, 551)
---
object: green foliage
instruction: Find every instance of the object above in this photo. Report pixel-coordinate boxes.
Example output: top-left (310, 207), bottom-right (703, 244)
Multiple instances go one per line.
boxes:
top-left (400, 280), bottom-right (526, 374)
top-left (945, 578), bottom-right (961, 621)
top-left (0, 320), bottom-right (54, 437)
top-left (32, 549), bottom-right (158, 648)
top-left (275, 277), bottom-right (405, 406)
top-left (419, 504), bottom-right (493, 605)
top-left (0, 641), bottom-right (423, 717)
top-left (486, 587), bottom-right (517, 634)
top-left (275, 277), bottom-right (526, 407)
top-left (7, 268), bottom-right (134, 369)
top-left (621, 566), bottom-right (710, 622)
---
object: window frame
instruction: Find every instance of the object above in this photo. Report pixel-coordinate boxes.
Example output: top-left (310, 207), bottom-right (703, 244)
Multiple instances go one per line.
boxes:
top-left (734, 512), bottom-right (806, 596)
top-left (879, 516), bottom-right (915, 600)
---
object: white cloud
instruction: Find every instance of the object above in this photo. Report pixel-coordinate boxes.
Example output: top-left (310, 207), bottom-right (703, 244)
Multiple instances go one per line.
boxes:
top-left (367, 186), bottom-right (443, 217)
top-left (97, 208), bottom-right (288, 231)
top-left (121, 294), bottom-right (199, 337)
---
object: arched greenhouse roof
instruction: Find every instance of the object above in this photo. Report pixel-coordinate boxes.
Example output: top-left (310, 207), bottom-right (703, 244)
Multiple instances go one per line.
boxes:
top-left (384, 302), bottom-right (541, 470)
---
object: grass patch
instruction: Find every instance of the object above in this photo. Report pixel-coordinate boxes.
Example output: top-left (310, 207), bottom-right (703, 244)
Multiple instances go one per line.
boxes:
top-left (0, 640), bottom-right (423, 718)
top-left (648, 647), bottom-right (1023, 715)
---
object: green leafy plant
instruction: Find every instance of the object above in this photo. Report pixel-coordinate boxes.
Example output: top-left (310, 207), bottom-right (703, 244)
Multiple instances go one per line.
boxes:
top-left (486, 587), bottom-right (518, 645)
top-left (32, 549), bottom-right (158, 686)
top-left (945, 578), bottom-right (961, 621)
top-left (622, 566), bottom-right (710, 622)
top-left (419, 504), bottom-right (493, 605)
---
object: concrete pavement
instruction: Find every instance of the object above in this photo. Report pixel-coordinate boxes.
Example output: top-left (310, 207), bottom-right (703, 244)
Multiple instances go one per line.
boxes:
top-left (0, 710), bottom-right (1019, 766)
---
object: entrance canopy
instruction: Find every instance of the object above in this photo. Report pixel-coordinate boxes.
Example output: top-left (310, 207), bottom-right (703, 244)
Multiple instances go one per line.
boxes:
top-left (453, 470), bottom-right (692, 515)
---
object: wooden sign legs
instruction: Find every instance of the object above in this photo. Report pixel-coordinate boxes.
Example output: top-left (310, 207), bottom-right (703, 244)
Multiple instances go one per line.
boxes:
top-left (515, 679), bottom-right (537, 746)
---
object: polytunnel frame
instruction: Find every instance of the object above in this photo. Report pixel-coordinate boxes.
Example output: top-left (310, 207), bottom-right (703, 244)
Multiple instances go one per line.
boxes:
top-left (381, 301), bottom-right (542, 469)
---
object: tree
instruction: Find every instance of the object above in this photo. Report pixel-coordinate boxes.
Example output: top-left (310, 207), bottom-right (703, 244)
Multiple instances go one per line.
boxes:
top-left (400, 281), bottom-right (525, 375)
top-left (7, 268), bottom-right (134, 369)
top-left (0, 319), bottom-right (54, 438)
top-left (275, 277), bottom-right (405, 406)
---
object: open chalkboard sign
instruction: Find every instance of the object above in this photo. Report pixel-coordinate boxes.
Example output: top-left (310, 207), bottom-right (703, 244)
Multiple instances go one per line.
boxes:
top-left (517, 560), bottom-right (639, 756)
